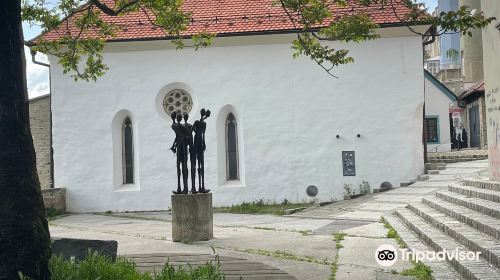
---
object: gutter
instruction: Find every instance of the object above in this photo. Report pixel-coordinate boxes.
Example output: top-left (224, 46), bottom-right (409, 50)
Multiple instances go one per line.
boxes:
top-left (27, 44), bottom-right (54, 189)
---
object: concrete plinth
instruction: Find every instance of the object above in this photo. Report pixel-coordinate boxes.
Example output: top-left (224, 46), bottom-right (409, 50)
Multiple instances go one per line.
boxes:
top-left (171, 193), bottom-right (213, 242)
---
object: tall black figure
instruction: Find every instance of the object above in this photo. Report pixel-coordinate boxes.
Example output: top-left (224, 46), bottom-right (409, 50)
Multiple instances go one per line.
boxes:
top-left (170, 112), bottom-right (190, 194)
top-left (183, 113), bottom-right (198, 194)
top-left (193, 109), bottom-right (211, 193)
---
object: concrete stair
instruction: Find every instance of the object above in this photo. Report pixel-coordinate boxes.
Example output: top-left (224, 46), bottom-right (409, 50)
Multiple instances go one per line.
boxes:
top-left (422, 196), bottom-right (500, 240)
top-left (387, 178), bottom-right (500, 280)
top-left (407, 202), bottom-right (500, 268)
top-left (448, 185), bottom-right (500, 203)
top-left (428, 158), bottom-right (487, 164)
top-left (395, 208), bottom-right (500, 280)
top-left (462, 180), bottom-right (500, 192)
top-left (426, 163), bottom-right (446, 175)
top-left (383, 215), bottom-right (463, 280)
top-left (428, 154), bottom-right (488, 165)
top-left (435, 191), bottom-right (500, 219)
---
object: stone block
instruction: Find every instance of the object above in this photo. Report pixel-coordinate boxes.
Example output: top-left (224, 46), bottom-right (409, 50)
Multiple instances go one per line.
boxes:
top-left (417, 174), bottom-right (429, 181)
top-left (171, 193), bottom-right (213, 242)
top-left (42, 188), bottom-right (66, 212)
top-left (51, 237), bottom-right (118, 261)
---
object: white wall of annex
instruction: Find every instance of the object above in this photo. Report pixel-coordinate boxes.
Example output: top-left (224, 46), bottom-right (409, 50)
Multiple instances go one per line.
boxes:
top-left (425, 78), bottom-right (453, 152)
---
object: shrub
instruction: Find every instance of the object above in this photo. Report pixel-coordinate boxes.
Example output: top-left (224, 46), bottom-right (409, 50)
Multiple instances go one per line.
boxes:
top-left (359, 181), bottom-right (371, 194)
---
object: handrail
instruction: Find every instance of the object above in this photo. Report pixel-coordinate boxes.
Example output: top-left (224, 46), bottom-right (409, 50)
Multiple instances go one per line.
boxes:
top-left (428, 138), bottom-right (452, 153)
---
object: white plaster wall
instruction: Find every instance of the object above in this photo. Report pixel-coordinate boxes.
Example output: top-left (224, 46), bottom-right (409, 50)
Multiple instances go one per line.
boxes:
top-left (50, 34), bottom-right (425, 212)
top-left (425, 78), bottom-right (453, 152)
top-left (481, 1), bottom-right (500, 180)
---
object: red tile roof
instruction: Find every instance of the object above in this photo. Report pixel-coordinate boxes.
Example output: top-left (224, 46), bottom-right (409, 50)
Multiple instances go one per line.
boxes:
top-left (36, 0), bottom-right (413, 43)
top-left (461, 80), bottom-right (485, 98)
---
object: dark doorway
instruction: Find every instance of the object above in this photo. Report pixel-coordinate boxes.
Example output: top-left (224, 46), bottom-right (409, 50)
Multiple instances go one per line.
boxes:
top-left (469, 104), bottom-right (480, 148)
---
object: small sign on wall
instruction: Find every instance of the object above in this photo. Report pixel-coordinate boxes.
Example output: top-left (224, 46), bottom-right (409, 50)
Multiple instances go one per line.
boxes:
top-left (342, 151), bottom-right (355, 176)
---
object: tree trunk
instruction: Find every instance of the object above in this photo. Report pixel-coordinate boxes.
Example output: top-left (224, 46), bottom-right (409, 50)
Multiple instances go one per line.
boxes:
top-left (0, 1), bottom-right (51, 279)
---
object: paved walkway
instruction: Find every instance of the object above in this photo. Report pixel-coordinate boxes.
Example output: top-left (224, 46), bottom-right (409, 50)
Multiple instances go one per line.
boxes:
top-left (128, 253), bottom-right (297, 280)
top-left (49, 160), bottom-right (489, 280)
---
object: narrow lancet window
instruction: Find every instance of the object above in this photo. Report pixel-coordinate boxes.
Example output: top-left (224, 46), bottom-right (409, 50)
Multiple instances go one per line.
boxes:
top-left (226, 113), bottom-right (239, 181)
top-left (122, 117), bottom-right (134, 184)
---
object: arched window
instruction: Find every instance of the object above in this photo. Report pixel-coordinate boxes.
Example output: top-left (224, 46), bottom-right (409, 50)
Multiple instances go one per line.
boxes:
top-left (226, 113), bottom-right (239, 181)
top-left (122, 117), bottom-right (134, 184)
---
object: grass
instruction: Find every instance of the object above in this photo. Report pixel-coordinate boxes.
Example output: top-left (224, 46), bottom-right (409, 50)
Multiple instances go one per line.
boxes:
top-left (298, 230), bottom-right (312, 236)
top-left (213, 199), bottom-right (312, 215)
top-left (379, 217), bottom-right (405, 248)
top-left (379, 218), bottom-right (433, 280)
top-left (45, 208), bottom-right (66, 221)
top-left (19, 251), bottom-right (224, 280)
top-left (333, 232), bottom-right (346, 242)
top-left (330, 231), bottom-right (346, 280)
top-left (400, 261), bottom-right (433, 280)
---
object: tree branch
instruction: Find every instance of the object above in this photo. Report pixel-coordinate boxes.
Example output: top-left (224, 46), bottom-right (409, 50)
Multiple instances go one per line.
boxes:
top-left (90, 0), bottom-right (139, 16)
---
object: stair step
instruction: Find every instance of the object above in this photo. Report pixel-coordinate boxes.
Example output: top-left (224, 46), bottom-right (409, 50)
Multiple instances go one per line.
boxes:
top-left (435, 191), bottom-right (500, 219)
top-left (408, 203), bottom-right (500, 269)
top-left (418, 174), bottom-right (430, 181)
top-left (462, 179), bottom-right (500, 192)
top-left (426, 162), bottom-right (446, 168)
top-left (395, 208), bottom-right (500, 280)
top-left (422, 196), bottom-right (500, 240)
top-left (383, 215), bottom-right (463, 280)
top-left (449, 185), bottom-right (500, 203)
top-left (427, 170), bottom-right (440, 175)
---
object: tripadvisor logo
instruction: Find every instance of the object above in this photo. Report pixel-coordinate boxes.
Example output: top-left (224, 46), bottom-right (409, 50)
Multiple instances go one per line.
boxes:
top-left (375, 244), bottom-right (482, 267)
top-left (375, 244), bottom-right (398, 267)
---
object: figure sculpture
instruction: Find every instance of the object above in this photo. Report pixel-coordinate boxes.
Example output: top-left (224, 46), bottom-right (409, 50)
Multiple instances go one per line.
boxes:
top-left (170, 112), bottom-right (190, 194)
top-left (170, 108), bottom-right (211, 194)
top-left (193, 109), bottom-right (211, 193)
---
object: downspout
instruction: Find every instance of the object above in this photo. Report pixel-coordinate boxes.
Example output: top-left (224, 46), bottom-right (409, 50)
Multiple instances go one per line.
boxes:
top-left (29, 46), bottom-right (54, 189)
top-left (421, 26), bottom-right (437, 165)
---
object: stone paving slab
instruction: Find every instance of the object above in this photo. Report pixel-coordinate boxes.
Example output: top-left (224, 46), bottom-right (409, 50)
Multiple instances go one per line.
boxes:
top-left (357, 203), bottom-right (407, 212)
top-left (336, 237), bottom-right (411, 280)
top-left (333, 210), bottom-right (385, 222)
top-left (313, 220), bottom-right (372, 235)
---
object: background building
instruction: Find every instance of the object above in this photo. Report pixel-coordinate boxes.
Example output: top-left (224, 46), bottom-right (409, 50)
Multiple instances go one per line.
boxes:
top-left (29, 94), bottom-right (52, 189)
top-left (38, 1), bottom-right (429, 212)
top-left (481, 0), bottom-right (500, 180)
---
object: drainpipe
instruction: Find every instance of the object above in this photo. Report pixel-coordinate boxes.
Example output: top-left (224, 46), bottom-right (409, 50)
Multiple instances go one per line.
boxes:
top-left (28, 46), bottom-right (54, 189)
top-left (421, 26), bottom-right (437, 165)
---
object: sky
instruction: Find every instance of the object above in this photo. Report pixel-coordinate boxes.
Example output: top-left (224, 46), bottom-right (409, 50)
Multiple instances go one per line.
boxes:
top-left (23, 0), bottom-right (439, 99)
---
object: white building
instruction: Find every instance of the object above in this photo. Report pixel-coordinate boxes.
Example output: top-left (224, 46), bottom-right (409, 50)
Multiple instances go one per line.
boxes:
top-left (424, 70), bottom-right (458, 153)
top-left (39, 1), bottom-right (430, 212)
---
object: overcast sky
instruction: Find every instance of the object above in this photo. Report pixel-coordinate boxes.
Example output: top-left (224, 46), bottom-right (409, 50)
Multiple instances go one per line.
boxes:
top-left (23, 0), bottom-right (439, 99)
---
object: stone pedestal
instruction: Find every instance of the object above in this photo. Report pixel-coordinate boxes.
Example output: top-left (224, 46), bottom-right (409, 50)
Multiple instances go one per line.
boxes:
top-left (171, 193), bottom-right (213, 242)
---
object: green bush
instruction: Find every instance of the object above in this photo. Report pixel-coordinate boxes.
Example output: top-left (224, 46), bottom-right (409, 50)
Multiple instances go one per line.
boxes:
top-left (214, 199), bottom-right (312, 215)
top-left (45, 208), bottom-right (64, 220)
top-left (20, 252), bottom-right (225, 280)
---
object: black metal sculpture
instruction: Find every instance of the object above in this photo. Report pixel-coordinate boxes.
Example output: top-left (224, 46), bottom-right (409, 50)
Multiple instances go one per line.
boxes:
top-left (170, 108), bottom-right (211, 194)
top-left (170, 113), bottom-right (190, 194)
top-left (193, 109), bottom-right (211, 193)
